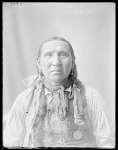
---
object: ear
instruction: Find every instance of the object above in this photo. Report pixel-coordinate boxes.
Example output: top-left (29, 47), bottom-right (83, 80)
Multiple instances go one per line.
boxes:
top-left (37, 57), bottom-right (41, 69)
top-left (72, 63), bottom-right (74, 70)
top-left (72, 56), bottom-right (75, 68)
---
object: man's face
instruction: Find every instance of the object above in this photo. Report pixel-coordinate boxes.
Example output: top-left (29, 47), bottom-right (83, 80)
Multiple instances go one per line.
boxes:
top-left (38, 40), bottom-right (73, 85)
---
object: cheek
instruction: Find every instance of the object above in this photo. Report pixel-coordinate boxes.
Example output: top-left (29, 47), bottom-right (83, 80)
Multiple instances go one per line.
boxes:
top-left (40, 59), bottom-right (50, 73)
top-left (64, 60), bottom-right (72, 73)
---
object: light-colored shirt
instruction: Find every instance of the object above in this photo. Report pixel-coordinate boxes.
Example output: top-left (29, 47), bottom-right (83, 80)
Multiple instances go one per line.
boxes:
top-left (3, 78), bottom-right (115, 148)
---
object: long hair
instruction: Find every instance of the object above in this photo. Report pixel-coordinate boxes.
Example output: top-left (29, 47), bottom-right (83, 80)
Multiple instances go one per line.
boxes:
top-left (37, 36), bottom-right (76, 78)
top-left (37, 36), bottom-right (87, 119)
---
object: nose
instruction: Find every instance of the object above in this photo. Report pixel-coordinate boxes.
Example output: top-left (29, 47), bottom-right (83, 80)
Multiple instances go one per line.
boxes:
top-left (52, 54), bottom-right (62, 66)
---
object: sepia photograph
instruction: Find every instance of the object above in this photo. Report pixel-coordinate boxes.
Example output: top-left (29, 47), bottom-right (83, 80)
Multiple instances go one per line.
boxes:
top-left (3, 2), bottom-right (115, 148)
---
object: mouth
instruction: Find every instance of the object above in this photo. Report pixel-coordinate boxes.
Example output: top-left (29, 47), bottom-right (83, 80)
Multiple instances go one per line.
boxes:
top-left (52, 70), bottom-right (61, 72)
top-left (51, 70), bottom-right (62, 73)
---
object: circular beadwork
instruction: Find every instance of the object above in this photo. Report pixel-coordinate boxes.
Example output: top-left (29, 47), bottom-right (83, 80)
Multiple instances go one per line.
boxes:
top-left (73, 130), bottom-right (82, 139)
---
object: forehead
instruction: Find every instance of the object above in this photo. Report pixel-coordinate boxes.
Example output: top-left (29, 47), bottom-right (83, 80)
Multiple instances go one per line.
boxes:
top-left (41, 40), bottom-right (71, 52)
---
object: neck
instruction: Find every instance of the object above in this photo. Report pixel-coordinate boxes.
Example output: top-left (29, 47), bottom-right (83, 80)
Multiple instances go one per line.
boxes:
top-left (44, 77), bottom-right (69, 87)
top-left (43, 76), bottom-right (73, 91)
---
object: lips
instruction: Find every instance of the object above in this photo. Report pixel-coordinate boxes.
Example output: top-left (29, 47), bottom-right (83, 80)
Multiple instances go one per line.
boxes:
top-left (51, 69), bottom-right (62, 72)
top-left (52, 70), bottom-right (61, 72)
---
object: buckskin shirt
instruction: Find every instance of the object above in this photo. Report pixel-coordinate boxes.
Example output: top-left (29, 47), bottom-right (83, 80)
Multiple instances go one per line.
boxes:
top-left (3, 75), bottom-right (115, 148)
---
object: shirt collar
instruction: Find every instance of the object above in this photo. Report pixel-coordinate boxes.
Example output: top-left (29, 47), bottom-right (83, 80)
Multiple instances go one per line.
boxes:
top-left (45, 86), bottom-right (72, 95)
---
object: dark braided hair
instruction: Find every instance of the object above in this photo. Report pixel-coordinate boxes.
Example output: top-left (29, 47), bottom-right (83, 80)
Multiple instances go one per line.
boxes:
top-left (37, 36), bottom-right (87, 117)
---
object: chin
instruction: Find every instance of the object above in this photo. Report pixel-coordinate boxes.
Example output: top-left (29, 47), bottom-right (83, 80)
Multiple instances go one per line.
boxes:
top-left (50, 76), bottom-right (64, 83)
top-left (51, 77), bottom-right (63, 82)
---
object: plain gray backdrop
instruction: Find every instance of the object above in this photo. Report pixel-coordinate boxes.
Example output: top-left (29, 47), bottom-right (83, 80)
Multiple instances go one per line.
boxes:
top-left (3, 2), bottom-right (115, 129)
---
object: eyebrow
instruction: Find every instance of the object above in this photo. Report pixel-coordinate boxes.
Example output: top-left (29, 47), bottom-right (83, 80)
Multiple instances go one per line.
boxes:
top-left (58, 49), bottom-right (70, 53)
top-left (43, 49), bottom-right (70, 55)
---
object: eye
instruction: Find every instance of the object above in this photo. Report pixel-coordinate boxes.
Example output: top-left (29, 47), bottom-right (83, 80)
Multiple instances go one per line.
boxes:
top-left (45, 52), bottom-right (53, 57)
top-left (60, 52), bottom-right (68, 57)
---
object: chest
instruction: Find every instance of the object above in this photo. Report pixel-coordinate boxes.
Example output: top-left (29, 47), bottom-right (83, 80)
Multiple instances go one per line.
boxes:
top-left (29, 99), bottom-right (96, 147)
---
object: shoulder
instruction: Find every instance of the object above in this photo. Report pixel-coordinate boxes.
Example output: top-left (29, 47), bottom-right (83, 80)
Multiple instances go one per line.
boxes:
top-left (14, 87), bottom-right (34, 102)
top-left (12, 87), bottom-right (35, 112)
top-left (84, 86), bottom-right (106, 110)
top-left (85, 86), bottom-right (101, 97)
top-left (17, 87), bottom-right (35, 99)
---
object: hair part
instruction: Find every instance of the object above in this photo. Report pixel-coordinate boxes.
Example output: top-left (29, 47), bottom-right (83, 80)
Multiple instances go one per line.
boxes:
top-left (37, 36), bottom-right (78, 83)
top-left (37, 36), bottom-right (89, 126)
top-left (38, 36), bottom-right (75, 61)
